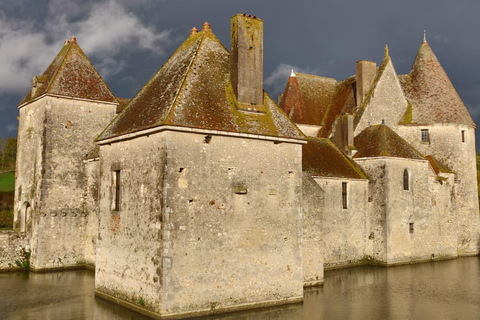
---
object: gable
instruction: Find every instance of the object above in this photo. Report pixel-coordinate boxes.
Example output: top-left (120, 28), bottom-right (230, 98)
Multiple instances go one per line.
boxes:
top-left (354, 55), bottom-right (408, 136)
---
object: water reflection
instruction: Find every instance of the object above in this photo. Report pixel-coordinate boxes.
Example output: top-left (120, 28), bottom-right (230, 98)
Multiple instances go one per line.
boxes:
top-left (1, 257), bottom-right (479, 319)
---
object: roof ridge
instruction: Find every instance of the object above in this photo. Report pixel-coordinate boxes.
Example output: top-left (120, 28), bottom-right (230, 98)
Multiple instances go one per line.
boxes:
top-left (296, 73), bottom-right (337, 82)
top-left (164, 31), bottom-right (207, 123)
top-left (45, 42), bottom-right (72, 94)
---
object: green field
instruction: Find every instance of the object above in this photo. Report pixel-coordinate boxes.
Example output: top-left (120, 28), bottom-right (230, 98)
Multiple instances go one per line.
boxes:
top-left (0, 172), bottom-right (15, 192)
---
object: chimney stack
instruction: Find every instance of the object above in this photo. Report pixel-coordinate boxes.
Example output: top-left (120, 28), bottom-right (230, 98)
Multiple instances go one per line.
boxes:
top-left (230, 14), bottom-right (263, 106)
top-left (355, 60), bottom-right (376, 107)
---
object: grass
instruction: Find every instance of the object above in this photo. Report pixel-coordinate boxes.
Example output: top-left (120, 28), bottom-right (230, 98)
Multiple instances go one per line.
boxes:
top-left (0, 172), bottom-right (14, 192)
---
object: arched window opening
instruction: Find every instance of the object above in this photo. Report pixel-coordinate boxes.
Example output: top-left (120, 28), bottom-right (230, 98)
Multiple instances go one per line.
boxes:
top-left (403, 169), bottom-right (409, 191)
top-left (19, 202), bottom-right (31, 233)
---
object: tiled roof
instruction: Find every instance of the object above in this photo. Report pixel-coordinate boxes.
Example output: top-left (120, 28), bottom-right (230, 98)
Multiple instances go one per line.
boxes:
top-left (279, 74), bottom-right (337, 127)
top-left (353, 124), bottom-right (425, 160)
top-left (303, 137), bottom-right (367, 179)
top-left (319, 76), bottom-right (357, 137)
top-left (426, 155), bottom-right (454, 175)
top-left (116, 97), bottom-right (131, 113)
top-left (398, 41), bottom-right (475, 127)
top-left (19, 40), bottom-right (117, 106)
top-left (85, 145), bottom-right (100, 160)
top-left (97, 29), bottom-right (303, 142)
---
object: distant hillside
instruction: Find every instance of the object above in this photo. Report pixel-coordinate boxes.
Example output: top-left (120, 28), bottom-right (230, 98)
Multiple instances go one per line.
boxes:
top-left (0, 138), bottom-right (16, 174)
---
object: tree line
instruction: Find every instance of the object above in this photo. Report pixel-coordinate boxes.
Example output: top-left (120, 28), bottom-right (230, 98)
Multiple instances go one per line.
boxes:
top-left (0, 138), bottom-right (17, 173)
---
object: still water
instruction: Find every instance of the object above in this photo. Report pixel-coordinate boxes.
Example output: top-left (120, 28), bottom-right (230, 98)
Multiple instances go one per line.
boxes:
top-left (1, 257), bottom-right (480, 320)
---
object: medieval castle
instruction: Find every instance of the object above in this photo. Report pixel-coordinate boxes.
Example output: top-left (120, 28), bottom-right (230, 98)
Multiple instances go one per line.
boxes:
top-left (0, 13), bottom-right (478, 319)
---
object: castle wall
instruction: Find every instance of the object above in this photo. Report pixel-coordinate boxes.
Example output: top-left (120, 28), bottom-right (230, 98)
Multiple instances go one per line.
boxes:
top-left (84, 159), bottom-right (100, 268)
top-left (96, 130), bottom-right (304, 317)
top-left (357, 157), bottom-right (457, 265)
top-left (354, 158), bottom-right (387, 262)
top-left (313, 177), bottom-right (368, 269)
top-left (96, 133), bottom-right (166, 312)
top-left (16, 96), bottom-right (116, 270)
top-left (159, 131), bottom-right (303, 316)
top-left (302, 173), bottom-right (324, 286)
top-left (397, 124), bottom-right (480, 255)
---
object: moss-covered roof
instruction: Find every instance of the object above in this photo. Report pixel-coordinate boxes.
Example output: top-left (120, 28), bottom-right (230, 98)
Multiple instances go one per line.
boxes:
top-left (303, 137), bottom-right (367, 179)
top-left (279, 73), bottom-right (337, 127)
top-left (318, 75), bottom-right (357, 137)
top-left (353, 124), bottom-right (425, 160)
top-left (116, 97), bottom-right (131, 113)
top-left (426, 155), bottom-right (454, 175)
top-left (398, 41), bottom-right (475, 127)
top-left (19, 40), bottom-right (117, 106)
top-left (97, 29), bottom-right (303, 142)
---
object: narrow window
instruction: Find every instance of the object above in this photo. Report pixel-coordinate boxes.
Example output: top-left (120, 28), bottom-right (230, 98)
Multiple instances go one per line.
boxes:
top-left (403, 169), bottom-right (409, 191)
top-left (409, 223), bottom-right (414, 234)
top-left (113, 170), bottom-right (121, 211)
top-left (421, 129), bottom-right (429, 142)
top-left (342, 182), bottom-right (348, 209)
top-left (461, 130), bottom-right (466, 143)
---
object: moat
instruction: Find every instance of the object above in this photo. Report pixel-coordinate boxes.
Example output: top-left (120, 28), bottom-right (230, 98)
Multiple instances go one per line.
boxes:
top-left (1, 257), bottom-right (479, 319)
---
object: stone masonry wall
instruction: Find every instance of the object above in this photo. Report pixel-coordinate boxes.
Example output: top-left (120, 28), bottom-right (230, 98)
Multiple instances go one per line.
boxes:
top-left (159, 131), bottom-right (303, 316)
top-left (313, 177), bottom-right (368, 269)
top-left (96, 133), bottom-right (166, 312)
top-left (96, 130), bottom-right (304, 318)
top-left (398, 125), bottom-right (480, 255)
top-left (302, 173), bottom-right (324, 286)
top-left (83, 159), bottom-right (100, 268)
top-left (0, 231), bottom-right (29, 271)
top-left (16, 96), bottom-right (116, 270)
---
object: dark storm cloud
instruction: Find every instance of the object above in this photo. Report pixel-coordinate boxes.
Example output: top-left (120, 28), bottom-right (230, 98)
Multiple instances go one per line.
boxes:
top-left (2, 0), bottom-right (480, 147)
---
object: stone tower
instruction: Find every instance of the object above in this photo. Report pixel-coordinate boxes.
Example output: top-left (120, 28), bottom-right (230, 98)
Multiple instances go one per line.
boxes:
top-left (15, 37), bottom-right (118, 270)
top-left (397, 39), bottom-right (480, 255)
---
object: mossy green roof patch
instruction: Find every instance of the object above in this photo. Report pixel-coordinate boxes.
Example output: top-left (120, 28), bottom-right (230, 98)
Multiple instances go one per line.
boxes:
top-left (303, 137), bottom-right (367, 179)
top-left (98, 29), bottom-right (303, 141)
top-left (19, 41), bottom-right (117, 106)
top-left (426, 155), bottom-right (454, 175)
top-left (399, 41), bottom-right (475, 127)
top-left (353, 124), bottom-right (425, 160)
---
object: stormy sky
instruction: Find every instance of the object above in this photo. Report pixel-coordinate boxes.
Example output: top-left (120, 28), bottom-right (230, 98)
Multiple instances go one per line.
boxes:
top-left (2, 0), bottom-right (480, 148)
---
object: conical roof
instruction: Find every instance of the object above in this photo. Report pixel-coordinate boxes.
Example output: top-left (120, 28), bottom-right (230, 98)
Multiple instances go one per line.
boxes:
top-left (353, 124), bottom-right (425, 160)
top-left (19, 38), bottom-right (117, 106)
top-left (97, 28), bottom-right (302, 142)
top-left (399, 41), bottom-right (475, 127)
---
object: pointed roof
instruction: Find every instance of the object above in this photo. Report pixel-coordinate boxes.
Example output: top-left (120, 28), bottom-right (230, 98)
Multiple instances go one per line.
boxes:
top-left (353, 124), bottom-right (425, 160)
top-left (278, 72), bottom-right (337, 127)
top-left (399, 41), bottom-right (475, 127)
top-left (19, 38), bottom-right (117, 106)
top-left (97, 29), bottom-right (302, 142)
top-left (353, 48), bottom-right (391, 126)
top-left (303, 137), bottom-right (367, 179)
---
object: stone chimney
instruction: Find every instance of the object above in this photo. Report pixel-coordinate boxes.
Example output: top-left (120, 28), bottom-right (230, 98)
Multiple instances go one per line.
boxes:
top-left (355, 60), bottom-right (376, 106)
top-left (230, 14), bottom-right (263, 106)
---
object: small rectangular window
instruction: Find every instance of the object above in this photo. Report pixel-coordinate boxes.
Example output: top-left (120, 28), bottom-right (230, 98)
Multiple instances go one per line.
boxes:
top-left (421, 129), bottom-right (429, 142)
top-left (409, 222), bottom-right (414, 234)
top-left (461, 130), bottom-right (466, 143)
top-left (342, 182), bottom-right (348, 209)
top-left (113, 170), bottom-right (121, 211)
